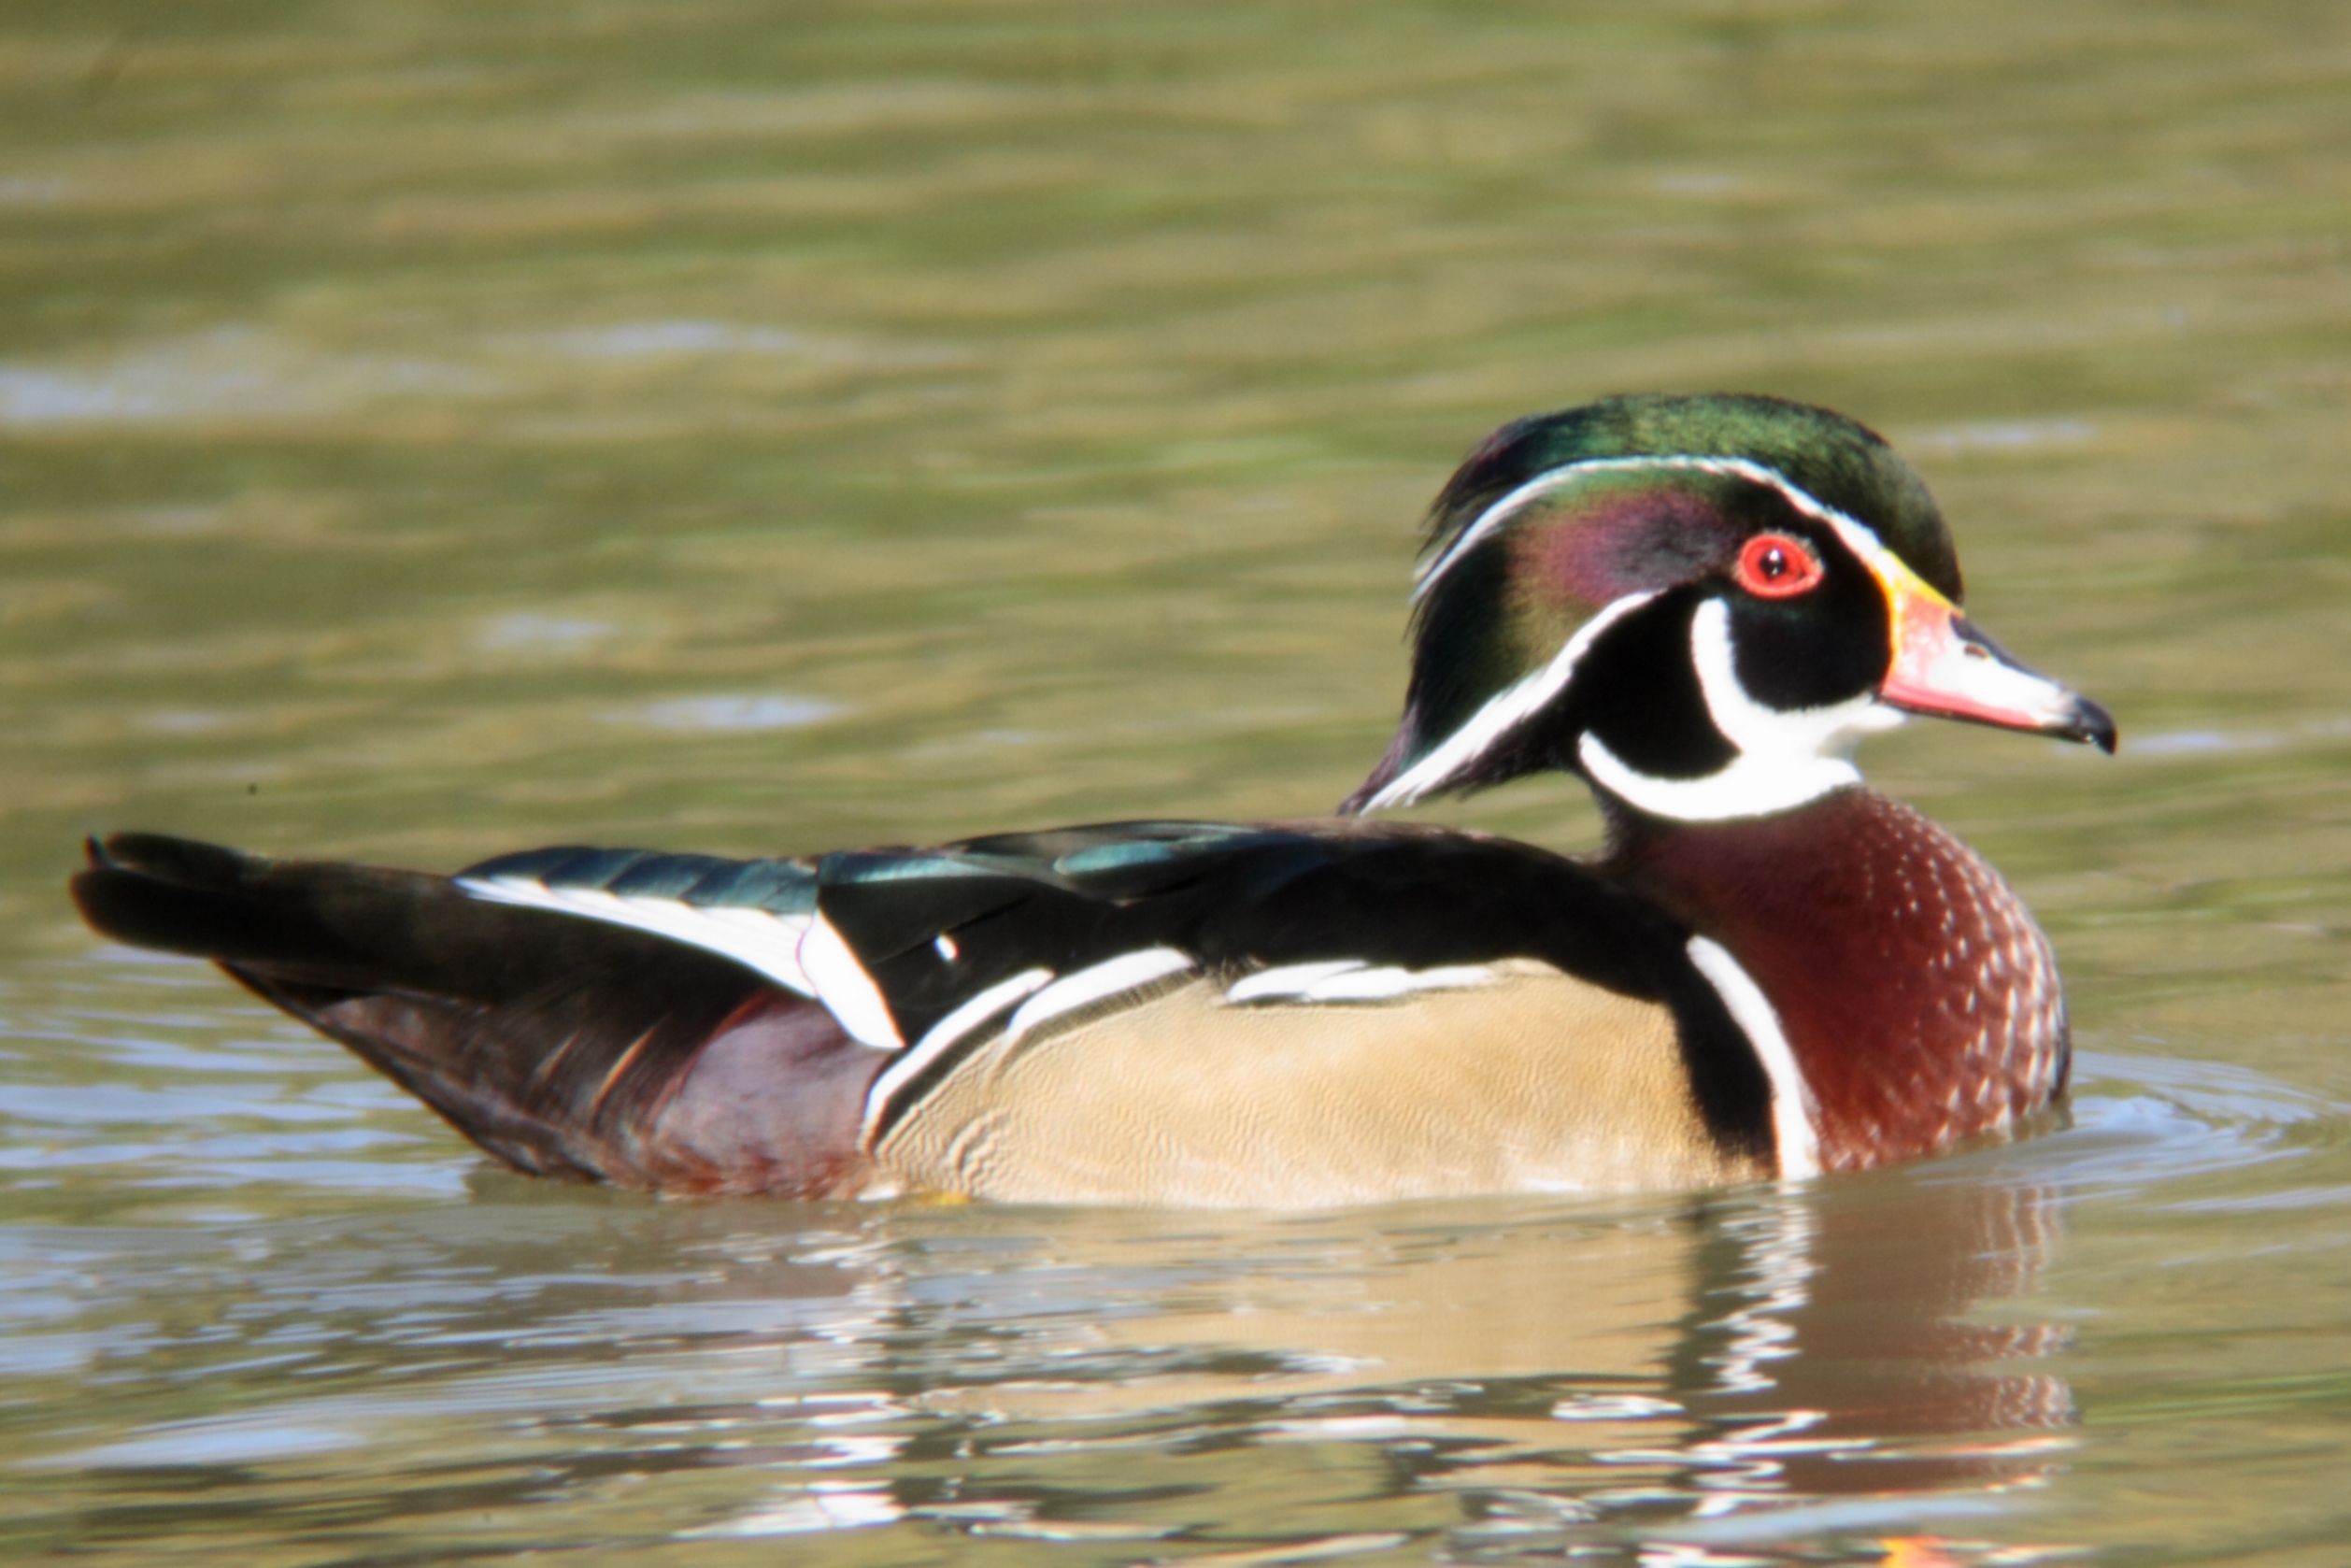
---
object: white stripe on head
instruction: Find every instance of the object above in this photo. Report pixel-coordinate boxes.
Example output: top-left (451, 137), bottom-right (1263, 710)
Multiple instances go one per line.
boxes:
top-left (457, 876), bottom-right (817, 996)
top-left (1388, 452), bottom-right (1926, 818)
top-left (861, 966), bottom-right (1052, 1147)
top-left (1685, 936), bottom-right (1820, 1179)
top-left (1361, 590), bottom-right (1657, 813)
top-left (1418, 454), bottom-right (1819, 604)
top-left (1577, 598), bottom-right (1905, 821)
top-left (1416, 452), bottom-right (1916, 605)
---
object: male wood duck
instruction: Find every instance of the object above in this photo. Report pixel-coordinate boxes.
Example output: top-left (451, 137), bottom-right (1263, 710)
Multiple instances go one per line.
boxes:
top-left (71, 393), bottom-right (2115, 1208)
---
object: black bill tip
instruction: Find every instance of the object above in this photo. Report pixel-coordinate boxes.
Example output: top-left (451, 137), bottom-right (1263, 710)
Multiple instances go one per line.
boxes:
top-left (2066, 695), bottom-right (2118, 755)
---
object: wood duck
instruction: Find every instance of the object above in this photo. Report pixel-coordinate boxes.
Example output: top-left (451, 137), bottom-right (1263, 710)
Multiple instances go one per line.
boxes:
top-left (71, 393), bottom-right (2115, 1208)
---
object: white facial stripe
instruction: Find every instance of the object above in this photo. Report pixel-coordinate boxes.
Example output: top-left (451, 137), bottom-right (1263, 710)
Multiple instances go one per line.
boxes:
top-left (1812, 506), bottom-right (1922, 595)
top-left (1415, 453), bottom-right (1889, 604)
top-left (1362, 590), bottom-right (1657, 813)
top-left (796, 914), bottom-right (905, 1050)
top-left (1419, 450), bottom-right (1929, 610)
top-left (457, 876), bottom-right (816, 996)
top-left (1685, 936), bottom-right (1820, 1179)
top-left (1004, 948), bottom-right (1195, 1041)
top-left (1577, 599), bottom-right (1905, 821)
top-left (1389, 454), bottom-right (1931, 818)
top-left (861, 966), bottom-right (1052, 1147)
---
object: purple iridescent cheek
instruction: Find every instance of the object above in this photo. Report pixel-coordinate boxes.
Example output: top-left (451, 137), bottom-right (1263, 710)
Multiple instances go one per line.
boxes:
top-left (1517, 490), bottom-right (1737, 606)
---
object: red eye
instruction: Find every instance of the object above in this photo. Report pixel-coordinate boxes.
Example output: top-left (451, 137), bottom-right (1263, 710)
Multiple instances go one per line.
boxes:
top-left (1733, 533), bottom-right (1824, 599)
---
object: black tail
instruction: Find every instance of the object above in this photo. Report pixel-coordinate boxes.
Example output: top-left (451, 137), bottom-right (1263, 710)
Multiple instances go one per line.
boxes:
top-left (71, 834), bottom-right (879, 1196)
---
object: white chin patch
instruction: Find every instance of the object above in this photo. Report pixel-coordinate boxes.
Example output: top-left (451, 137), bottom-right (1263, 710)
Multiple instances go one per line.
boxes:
top-left (1578, 598), bottom-right (1903, 821)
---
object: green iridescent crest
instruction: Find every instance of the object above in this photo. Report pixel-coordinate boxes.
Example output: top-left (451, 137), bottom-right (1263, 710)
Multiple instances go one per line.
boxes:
top-left (1344, 394), bottom-right (1959, 813)
top-left (1422, 394), bottom-right (1955, 596)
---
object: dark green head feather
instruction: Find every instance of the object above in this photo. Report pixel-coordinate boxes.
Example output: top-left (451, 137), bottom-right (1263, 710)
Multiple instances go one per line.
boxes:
top-left (1424, 393), bottom-right (1957, 599)
top-left (1342, 393), bottom-right (1958, 814)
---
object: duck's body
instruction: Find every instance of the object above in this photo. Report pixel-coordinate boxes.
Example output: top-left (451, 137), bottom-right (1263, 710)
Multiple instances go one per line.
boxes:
top-left (71, 394), bottom-right (2113, 1207)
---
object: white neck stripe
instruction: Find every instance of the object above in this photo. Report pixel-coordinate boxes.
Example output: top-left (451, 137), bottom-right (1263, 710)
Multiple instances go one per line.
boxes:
top-left (1361, 590), bottom-right (1656, 813)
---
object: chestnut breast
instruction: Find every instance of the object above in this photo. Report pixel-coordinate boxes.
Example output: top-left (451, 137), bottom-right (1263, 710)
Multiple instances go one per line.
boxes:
top-left (1608, 789), bottom-right (2068, 1170)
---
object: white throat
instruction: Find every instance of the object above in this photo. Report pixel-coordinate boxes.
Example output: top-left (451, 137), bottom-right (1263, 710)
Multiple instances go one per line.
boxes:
top-left (1578, 598), bottom-right (1905, 821)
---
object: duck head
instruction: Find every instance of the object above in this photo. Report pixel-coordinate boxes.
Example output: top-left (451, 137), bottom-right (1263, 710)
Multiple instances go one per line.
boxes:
top-left (1341, 393), bottom-right (2116, 822)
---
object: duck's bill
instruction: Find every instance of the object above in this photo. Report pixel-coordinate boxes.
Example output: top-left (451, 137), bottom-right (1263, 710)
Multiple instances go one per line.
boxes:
top-left (1878, 590), bottom-right (2117, 753)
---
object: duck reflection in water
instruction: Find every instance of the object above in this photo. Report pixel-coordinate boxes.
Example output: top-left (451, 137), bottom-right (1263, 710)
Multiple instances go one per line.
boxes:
top-left (76, 1137), bottom-right (2076, 1555)
top-left (554, 1170), bottom-right (2074, 1556)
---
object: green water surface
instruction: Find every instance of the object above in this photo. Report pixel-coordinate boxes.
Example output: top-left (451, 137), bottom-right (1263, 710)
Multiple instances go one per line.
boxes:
top-left (4, 3), bottom-right (2349, 1563)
